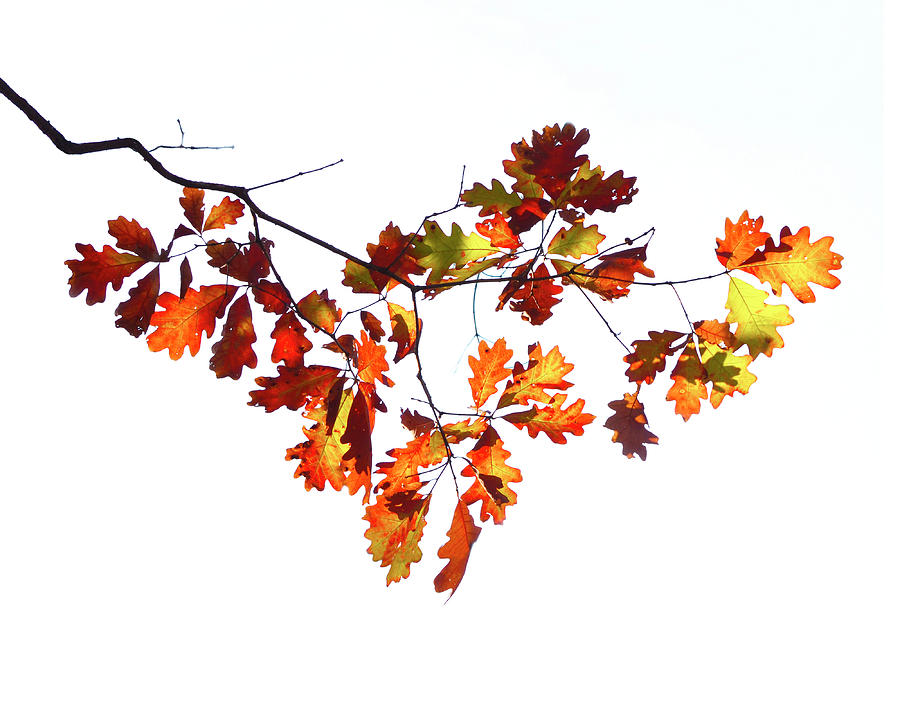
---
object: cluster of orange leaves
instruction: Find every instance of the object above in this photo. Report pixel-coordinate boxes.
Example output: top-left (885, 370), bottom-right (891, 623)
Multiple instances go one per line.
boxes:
top-left (65, 124), bottom-right (842, 595)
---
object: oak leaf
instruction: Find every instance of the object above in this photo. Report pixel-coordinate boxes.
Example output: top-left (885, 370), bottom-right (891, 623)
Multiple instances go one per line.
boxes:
top-left (546, 221), bottom-right (606, 258)
top-left (209, 293), bottom-right (257, 380)
top-left (356, 330), bottom-right (392, 386)
top-left (460, 426), bottom-right (522, 524)
top-left (286, 387), bottom-right (371, 501)
top-left (297, 289), bottom-right (341, 333)
top-left (249, 365), bottom-right (342, 412)
top-left (737, 227), bottom-right (843, 303)
top-left (725, 277), bottom-right (793, 358)
top-left (114, 266), bottom-right (160, 337)
top-left (252, 278), bottom-right (292, 314)
top-left (66, 243), bottom-right (147, 305)
top-left (666, 340), bottom-right (708, 421)
top-left (412, 220), bottom-right (496, 286)
top-left (179, 187), bottom-right (205, 233)
top-left (716, 211), bottom-right (770, 269)
top-left (205, 235), bottom-right (271, 284)
top-left (270, 312), bottom-right (312, 368)
top-left (468, 338), bottom-right (513, 410)
top-left (374, 431), bottom-right (445, 496)
top-left (147, 284), bottom-right (237, 360)
top-left (475, 213), bottom-right (521, 251)
top-left (107, 217), bottom-right (160, 261)
top-left (461, 179), bottom-right (522, 217)
top-left (501, 394), bottom-right (594, 444)
top-left (558, 162), bottom-right (638, 214)
top-left (553, 246), bottom-right (654, 300)
top-left (434, 500), bottom-right (481, 598)
top-left (202, 196), bottom-right (244, 232)
top-left (387, 302), bottom-right (420, 363)
top-left (699, 341), bottom-right (757, 408)
top-left (508, 263), bottom-right (563, 325)
top-left (507, 123), bottom-right (590, 200)
top-left (624, 330), bottom-right (687, 385)
top-left (604, 391), bottom-right (658, 460)
top-left (364, 492), bottom-right (430, 585)
top-left (498, 343), bottom-right (574, 408)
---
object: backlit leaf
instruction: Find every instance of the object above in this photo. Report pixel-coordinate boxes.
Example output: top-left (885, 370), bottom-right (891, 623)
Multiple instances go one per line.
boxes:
top-left (666, 340), bottom-right (708, 421)
top-left (364, 492), bottom-right (430, 585)
top-left (498, 343), bottom-right (574, 408)
top-left (434, 500), bottom-right (481, 598)
top-left (468, 338), bottom-right (513, 410)
top-left (114, 266), bottom-right (160, 337)
top-left (604, 391), bottom-right (658, 460)
top-left (501, 394), bottom-right (594, 444)
top-left (179, 187), bottom-right (205, 233)
top-left (209, 294), bottom-right (257, 380)
top-left (737, 227), bottom-right (843, 303)
top-left (249, 365), bottom-right (342, 412)
top-left (147, 284), bottom-right (237, 360)
top-left (107, 217), bottom-right (159, 261)
top-left (461, 426), bottom-right (522, 524)
top-left (66, 243), bottom-right (147, 305)
top-left (725, 277), bottom-right (794, 358)
top-left (387, 302), bottom-right (420, 362)
top-left (202, 196), bottom-right (244, 232)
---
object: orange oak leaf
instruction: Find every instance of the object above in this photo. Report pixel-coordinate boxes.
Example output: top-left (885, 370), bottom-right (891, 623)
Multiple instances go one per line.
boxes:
top-left (205, 235), bottom-right (271, 284)
top-left (508, 263), bottom-right (564, 325)
top-left (604, 391), bottom-right (658, 460)
top-left (356, 330), bottom-right (392, 386)
top-left (624, 330), bottom-right (687, 385)
top-left (434, 499), bottom-right (481, 598)
top-left (716, 211), bottom-right (770, 269)
top-left (496, 262), bottom-right (533, 311)
top-left (252, 278), bottom-right (292, 314)
top-left (248, 365), bottom-right (342, 412)
top-left (360, 310), bottom-right (385, 341)
top-left (297, 290), bottom-right (341, 333)
top-left (692, 320), bottom-right (736, 349)
top-left (286, 387), bottom-right (371, 501)
top-left (147, 284), bottom-right (237, 360)
top-left (209, 293), bottom-right (257, 380)
top-left (460, 426), bottom-right (522, 525)
top-left (364, 491), bottom-right (430, 585)
top-left (271, 312), bottom-right (312, 368)
top-left (107, 216), bottom-right (160, 261)
top-left (501, 394), bottom-right (594, 444)
top-left (475, 213), bottom-right (521, 251)
top-left (66, 244), bottom-right (147, 305)
top-left (180, 187), bottom-right (205, 233)
top-left (666, 340), bottom-right (708, 421)
top-left (737, 227), bottom-right (843, 303)
top-left (387, 302), bottom-right (420, 363)
top-left (202, 196), bottom-right (244, 232)
top-left (497, 343), bottom-right (574, 408)
top-left (374, 431), bottom-right (446, 497)
top-left (114, 266), bottom-right (160, 337)
top-left (468, 338), bottom-right (513, 410)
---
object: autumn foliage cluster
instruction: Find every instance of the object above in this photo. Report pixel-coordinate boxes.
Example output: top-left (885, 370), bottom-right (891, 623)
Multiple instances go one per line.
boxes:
top-left (64, 123), bottom-right (842, 595)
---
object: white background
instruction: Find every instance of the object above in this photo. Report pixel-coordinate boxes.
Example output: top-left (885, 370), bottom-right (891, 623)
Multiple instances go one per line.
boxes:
top-left (0, 1), bottom-right (894, 718)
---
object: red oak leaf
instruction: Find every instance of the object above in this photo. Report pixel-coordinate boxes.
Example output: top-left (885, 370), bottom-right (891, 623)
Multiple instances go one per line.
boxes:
top-left (209, 293), bottom-right (257, 380)
top-left (66, 244), bottom-right (147, 305)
